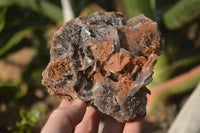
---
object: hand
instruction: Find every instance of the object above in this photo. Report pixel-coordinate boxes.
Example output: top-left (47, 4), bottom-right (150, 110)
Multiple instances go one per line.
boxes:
top-left (41, 99), bottom-right (142, 133)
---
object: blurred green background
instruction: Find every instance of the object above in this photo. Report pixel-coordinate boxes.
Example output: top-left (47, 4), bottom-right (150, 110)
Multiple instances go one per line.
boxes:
top-left (0, 0), bottom-right (200, 132)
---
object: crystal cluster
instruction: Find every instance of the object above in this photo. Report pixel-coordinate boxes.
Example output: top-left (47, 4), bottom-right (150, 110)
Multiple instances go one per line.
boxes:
top-left (42, 12), bottom-right (163, 122)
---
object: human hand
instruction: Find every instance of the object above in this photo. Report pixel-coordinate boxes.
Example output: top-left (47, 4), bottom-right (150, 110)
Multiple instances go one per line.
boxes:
top-left (41, 99), bottom-right (142, 133)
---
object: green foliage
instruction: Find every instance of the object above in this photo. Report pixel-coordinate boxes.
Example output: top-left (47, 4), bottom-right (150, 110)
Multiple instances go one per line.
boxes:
top-left (0, 7), bottom-right (7, 32)
top-left (0, 0), bottom-right (200, 132)
top-left (0, 28), bottom-right (32, 57)
top-left (0, 0), bottom-right (62, 22)
top-left (0, 1), bottom-right (56, 132)
top-left (123, 0), bottom-right (200, 112)
top-left (71, 0), bottom-right (90, 16)
top-left (148, 53), bottom-right (200, 89)
top-left (147, 53), bottom-right (170, 89)
top-left (164, 0), bottom-right (200, 29)
top-left (123, 0), bottom-right (154, 19)
top-left (148, 71), bottom-right (200, 113)
top-left (7, 109), bottom-right (44, 133)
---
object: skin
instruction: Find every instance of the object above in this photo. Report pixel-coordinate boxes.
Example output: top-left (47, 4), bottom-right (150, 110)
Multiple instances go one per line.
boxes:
top-left (41, 99), bottom-right (142, 133)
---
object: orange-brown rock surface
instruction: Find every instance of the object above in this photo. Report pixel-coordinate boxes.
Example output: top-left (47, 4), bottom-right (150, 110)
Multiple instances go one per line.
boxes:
top-left (42, 12), bottom-right (163, 122)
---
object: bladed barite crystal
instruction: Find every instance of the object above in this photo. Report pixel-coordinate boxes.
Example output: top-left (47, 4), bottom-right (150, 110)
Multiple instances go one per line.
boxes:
top-left (42, 12), bottom-right (163, 122)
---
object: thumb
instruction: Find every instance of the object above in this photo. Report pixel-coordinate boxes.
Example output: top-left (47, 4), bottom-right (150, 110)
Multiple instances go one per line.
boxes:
top-left (41, 100), bottom-right (86, 133)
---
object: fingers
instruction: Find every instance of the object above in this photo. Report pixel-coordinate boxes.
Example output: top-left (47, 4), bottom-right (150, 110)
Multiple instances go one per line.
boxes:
top-left (59, 99), bottom-right (72, 107)
top-left (123, 121), bottom-right (142, 133)
top-left (42, 99), bottom-right (142, 133)
top-left (102, 116), bottom-right (125, 133)
top-left (74, 106), bottom-right (100, 133)
top-left (41, 100), bottom-right (86, 133)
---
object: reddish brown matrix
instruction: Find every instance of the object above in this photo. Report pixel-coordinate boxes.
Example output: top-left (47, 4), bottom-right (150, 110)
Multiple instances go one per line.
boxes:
top-left (42, 12), bottom-right (163, 122)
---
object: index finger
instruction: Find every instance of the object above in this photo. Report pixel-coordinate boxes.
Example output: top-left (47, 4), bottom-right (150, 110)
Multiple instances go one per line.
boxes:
top-left (41, 100), bottom-right (86, 133)
top-left (123, 121), bottom-right (142, 133)
top-left (59, 99), bottom-right (72, 108)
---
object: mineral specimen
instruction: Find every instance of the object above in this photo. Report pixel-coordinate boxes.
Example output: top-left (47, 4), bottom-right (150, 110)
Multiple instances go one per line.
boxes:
top-left (42, 12), bottom-right (163, 122)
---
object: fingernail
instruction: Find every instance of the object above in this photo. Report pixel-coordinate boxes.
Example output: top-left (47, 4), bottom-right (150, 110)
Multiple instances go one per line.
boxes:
top-left (72, 99), bottom-right (84, 105)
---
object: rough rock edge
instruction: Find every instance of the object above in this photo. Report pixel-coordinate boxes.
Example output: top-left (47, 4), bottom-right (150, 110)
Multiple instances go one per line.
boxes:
top-left (42, 12), bottom-right (163, 123)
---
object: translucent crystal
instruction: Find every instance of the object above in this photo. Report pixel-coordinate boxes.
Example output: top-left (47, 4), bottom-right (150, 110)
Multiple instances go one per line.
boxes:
top-left (42, 12), bottom-right (163, 122)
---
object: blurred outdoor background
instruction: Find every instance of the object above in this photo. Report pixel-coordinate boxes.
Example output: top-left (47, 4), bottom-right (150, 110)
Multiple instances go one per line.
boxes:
top-left (0, 0), bottom-right (200, 132)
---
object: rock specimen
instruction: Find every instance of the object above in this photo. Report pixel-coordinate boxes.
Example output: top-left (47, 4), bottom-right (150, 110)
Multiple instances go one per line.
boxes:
top-left (42, 12), bottom-right (163, 122)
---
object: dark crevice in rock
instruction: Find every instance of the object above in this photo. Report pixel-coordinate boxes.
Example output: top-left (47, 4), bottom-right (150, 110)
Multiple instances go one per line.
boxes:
top-left (42, 12), bottom-right (163, 123)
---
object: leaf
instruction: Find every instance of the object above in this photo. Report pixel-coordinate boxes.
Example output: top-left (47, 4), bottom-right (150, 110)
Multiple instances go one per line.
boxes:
top-left (0, 0), bottom-right (62, 22)
top-left (123, 0), bottom-right (154, 19)
top-left (0, 28), bottom-right (32, 57)
top-left (148, 65), bottom-right (200, 114)
top-left (0, 0), bottom-right (13, 6)
top-left (0, 80), bottom-right (19, 87)
top-left (148, 54), bottom-right (200, 89)
top-left (164, 0), bottom-right (200, 29)
top-left (27, 0), bottom-right (63, 22)
top-left (28, 109), bottom-right (44, 124)
top-left (8, 109), bottom-right (44, 133)
top-left (19, 109), bottom-right (28, 120)
top-left (154, 0), bottom-right (177, 23)
top-left (70, 0), bottom-right (90, 17)
top-left (147, 53), bottom-right (170, 89)
top-left (0, 7), bottom-right (7, 33)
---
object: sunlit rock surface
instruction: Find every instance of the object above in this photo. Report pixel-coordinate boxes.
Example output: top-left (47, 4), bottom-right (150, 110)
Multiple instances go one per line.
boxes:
top-left (42, 12), bottom-right (163, 122)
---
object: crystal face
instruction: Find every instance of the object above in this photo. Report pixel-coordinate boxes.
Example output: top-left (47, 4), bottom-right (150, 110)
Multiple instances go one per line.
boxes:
top-left (42, 12), bottom-right (163, 122)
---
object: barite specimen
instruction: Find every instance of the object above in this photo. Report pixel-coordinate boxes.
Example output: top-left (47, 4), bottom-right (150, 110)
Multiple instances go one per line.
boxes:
top-left (42, 12), bottom-right (163, 122)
